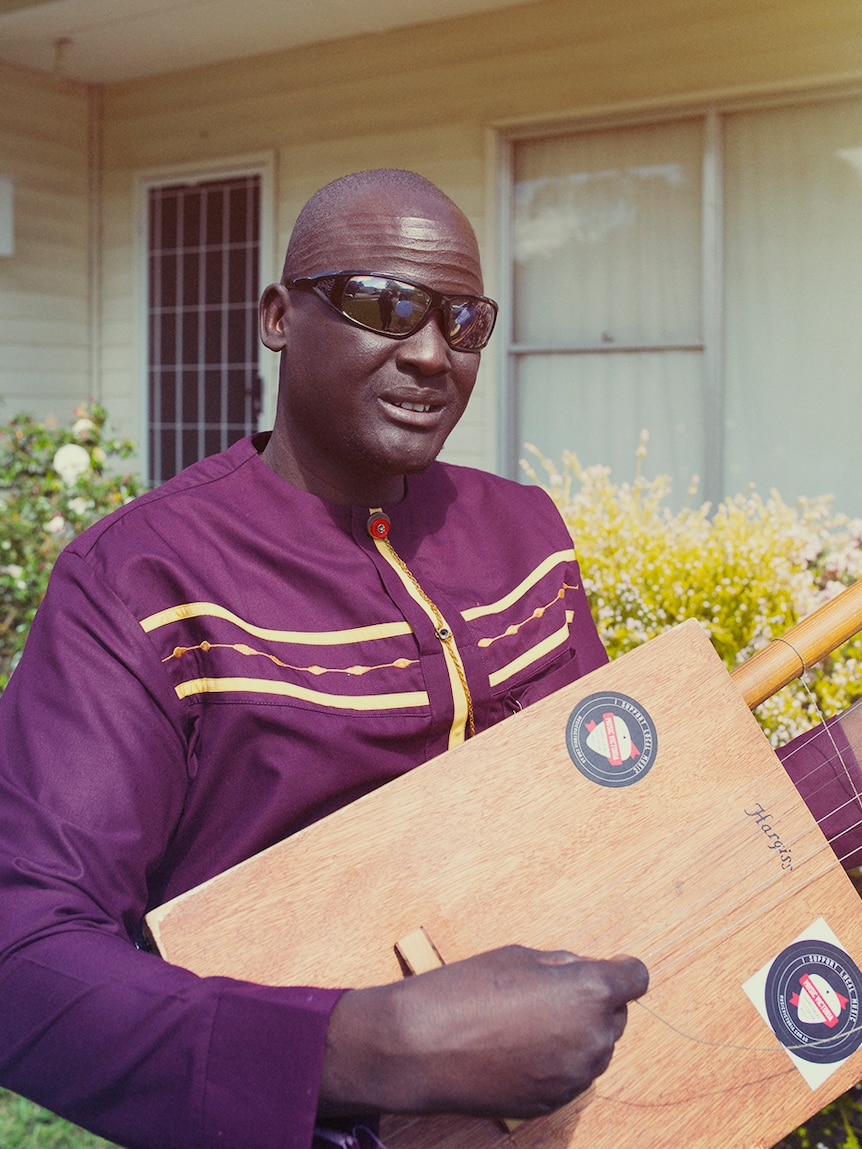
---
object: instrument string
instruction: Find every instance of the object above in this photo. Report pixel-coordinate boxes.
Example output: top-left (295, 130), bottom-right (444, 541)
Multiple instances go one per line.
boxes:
top-left (574, 680), bottom-right (862, 960)
top-left (617, 772), bottom-right (859, 966)
top-left (500, 681), bottom-right (862, 1061)
top-left (529, 736), bottom-right (852, 967)
top-left (639, 847), bottom-right (830, 976)
top-left (378, 654), bottom-right (862, 1143)
top-left (610, 782), bottom-right (855, 967)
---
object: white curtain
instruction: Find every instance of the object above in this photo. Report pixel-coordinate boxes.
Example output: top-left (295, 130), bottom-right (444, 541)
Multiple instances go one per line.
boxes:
top-left (511, 97), bottom-right (862, 517)
top-left (723, 97), bottom-right (862, 514)
top-left (512, 118), bottom-right (704, 490)
top-left (517, 351), bottom-right (705, 487)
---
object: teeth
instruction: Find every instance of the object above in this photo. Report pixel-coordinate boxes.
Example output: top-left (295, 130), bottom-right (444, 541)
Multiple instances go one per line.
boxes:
top-left (398, 402), bottom-right (431, 413)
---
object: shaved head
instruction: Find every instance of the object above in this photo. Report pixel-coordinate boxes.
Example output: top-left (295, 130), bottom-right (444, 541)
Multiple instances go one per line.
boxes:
top-left (260, 167), bottom-right (485, 504)
top-left (282, 169), bottom-right (475, 281)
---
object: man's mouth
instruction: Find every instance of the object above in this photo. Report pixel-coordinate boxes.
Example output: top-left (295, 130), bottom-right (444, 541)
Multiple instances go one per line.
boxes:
top-left (378, 393), bottom-right (448, 430)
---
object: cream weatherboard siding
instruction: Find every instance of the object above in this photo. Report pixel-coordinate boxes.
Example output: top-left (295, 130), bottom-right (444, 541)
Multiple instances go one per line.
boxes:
top-left (2, 0), bottom-right (861, 472)
top-left (0, 62), bottom-right (91, 422)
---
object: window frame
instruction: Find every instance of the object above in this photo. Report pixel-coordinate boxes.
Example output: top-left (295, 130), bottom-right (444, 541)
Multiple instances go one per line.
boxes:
top-left (496, 85), bottom-right (862, 506)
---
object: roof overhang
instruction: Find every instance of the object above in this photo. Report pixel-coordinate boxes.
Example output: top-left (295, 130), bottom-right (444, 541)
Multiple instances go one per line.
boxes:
top-left (0, 0), bottom-right (548, 83)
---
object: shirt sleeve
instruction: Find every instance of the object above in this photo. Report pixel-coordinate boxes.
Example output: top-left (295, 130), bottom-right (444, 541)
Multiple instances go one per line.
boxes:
top-left (0, 550), bottom-right (343, 1149)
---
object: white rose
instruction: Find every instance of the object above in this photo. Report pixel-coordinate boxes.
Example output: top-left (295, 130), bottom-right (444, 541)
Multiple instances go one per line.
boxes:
top-left (67, 496), bottom-right (93, 516)
top-left (53, 443), bottom-right (91, 485)
top-left (1, 564), bottom-right (23, 579)
top-left (45, 515), bottom-right (66, 535)
top-left (72, 417), bottom-right (96, 438)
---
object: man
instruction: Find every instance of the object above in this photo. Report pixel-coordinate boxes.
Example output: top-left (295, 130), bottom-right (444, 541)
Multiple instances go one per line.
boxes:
top-left (3, 167), bottom-right (861, 1149)
top-left (0, 169), bottom-right (648, 1149)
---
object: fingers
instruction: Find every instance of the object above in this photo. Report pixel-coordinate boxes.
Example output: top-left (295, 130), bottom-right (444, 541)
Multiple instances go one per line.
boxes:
top-left (534, 948), bottom-right (580, 966)
top-left (606, 953), bottom-right (650, 1000)
top-left (538, 949), bottom-right (648, 991)
top-left (521, 948), bottom-right (648, 1105)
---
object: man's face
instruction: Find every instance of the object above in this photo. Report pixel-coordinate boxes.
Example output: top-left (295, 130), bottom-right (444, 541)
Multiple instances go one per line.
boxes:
top-left (263, 190), bottom-right (485, 505)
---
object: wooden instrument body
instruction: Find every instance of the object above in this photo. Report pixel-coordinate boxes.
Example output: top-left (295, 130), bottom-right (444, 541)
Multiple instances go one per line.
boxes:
top-left (146, 620), bottom-right (862, 1148)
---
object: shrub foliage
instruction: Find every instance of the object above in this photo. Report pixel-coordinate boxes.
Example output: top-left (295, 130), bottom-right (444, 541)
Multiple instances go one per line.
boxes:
top-left (523, 437), bottom-right (862, 746)
top-left (0, 404), bottom-right (144, 688)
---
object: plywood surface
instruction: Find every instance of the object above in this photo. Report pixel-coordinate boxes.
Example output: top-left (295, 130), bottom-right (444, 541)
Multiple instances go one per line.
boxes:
top-left (147, 620), bottom-right (862, 1148)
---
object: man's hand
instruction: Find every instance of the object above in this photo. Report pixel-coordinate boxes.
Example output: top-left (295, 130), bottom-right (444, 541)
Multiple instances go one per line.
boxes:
top-left (318, 944), bottom-right (649, 1119)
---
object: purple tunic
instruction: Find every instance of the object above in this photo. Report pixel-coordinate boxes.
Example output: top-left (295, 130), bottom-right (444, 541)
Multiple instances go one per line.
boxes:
top-left (1, 434), bottom-right (859, 1147)
top-left (0, 435), bottom-right (606, 1148)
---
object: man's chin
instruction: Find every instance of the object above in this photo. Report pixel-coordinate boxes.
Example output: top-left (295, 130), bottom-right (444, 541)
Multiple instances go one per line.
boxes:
top-left (360, 432), bottom-right (451, 479)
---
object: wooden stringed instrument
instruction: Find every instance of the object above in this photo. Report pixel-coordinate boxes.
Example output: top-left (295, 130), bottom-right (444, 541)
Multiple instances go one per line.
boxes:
top-left (146, 581), bottom-right (862, 1149)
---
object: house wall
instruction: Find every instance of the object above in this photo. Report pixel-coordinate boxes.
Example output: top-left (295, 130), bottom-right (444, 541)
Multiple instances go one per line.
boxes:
top-left (0, 61), bottom-right (93, 423)
top-left (61, 0), bottom-right (862, 468)
top-left (98, 0), bottom-right (862, 472)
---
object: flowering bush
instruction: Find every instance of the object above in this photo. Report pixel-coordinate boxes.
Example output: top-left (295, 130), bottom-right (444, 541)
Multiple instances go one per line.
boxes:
top-left (0, 403), bottom-right (145, 688)
top-left (522, 436), bottom-right (862, 746)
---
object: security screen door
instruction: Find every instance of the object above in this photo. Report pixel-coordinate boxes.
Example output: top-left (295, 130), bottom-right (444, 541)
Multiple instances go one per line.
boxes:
top-left (147, 173), bottom-right (262, 485)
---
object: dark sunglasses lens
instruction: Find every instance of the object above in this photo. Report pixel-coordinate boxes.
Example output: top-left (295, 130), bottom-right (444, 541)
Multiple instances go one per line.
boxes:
top-left (341, 276), bottom-right (429, 335)
top-left (447, 299), bottom-right (496, 350)
top-left (333, 275), bottom-right (496, 350)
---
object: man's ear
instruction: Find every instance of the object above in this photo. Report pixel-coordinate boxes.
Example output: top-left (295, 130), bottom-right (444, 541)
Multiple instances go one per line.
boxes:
top-left (259, 282), bottom-right (291, 351)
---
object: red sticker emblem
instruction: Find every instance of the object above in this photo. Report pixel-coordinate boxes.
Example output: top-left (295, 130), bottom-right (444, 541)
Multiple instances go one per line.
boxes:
top-left (566, 691), bottom-right (657, 788)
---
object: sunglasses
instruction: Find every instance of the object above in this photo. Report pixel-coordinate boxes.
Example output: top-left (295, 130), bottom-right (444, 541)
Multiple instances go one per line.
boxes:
top-left (284, 270), bottom-right (498, 352)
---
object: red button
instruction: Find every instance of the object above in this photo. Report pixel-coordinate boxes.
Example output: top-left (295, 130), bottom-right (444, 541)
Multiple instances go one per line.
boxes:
top-left (367, 512), bottom-right (391, 540)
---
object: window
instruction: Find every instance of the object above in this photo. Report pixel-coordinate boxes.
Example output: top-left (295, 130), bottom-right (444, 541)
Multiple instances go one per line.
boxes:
top-left (504, 93), bottom-right (862, 516)
top-left (147, 173), bottom-right (263, 485)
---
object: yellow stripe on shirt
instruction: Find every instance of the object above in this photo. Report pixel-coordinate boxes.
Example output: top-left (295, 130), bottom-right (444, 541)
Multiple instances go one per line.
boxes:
top-left (140, 601), bottom-right (413, 645)
top-left (371, 536), bottom-right (470, 749)
top-left (174, 676), bottom-right (429, 709)
top-left (461, 549), bottom-right (576, 621)
top-left (487, 619), bottom-right (571, 687)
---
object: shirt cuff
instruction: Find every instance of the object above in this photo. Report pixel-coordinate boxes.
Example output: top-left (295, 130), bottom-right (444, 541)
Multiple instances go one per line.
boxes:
top-left (204, 981), bottom-right (347, 1149)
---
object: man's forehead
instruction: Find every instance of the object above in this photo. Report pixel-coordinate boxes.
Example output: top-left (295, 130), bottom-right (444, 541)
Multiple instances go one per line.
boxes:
top-left (307, 210), bottom-right (468, 250)
top-left (294, 209), bottom-right (482, 285)
top-left (389, 216), bottom-right (452, 241)
top-left (342, 213), bottom-right (471, 256)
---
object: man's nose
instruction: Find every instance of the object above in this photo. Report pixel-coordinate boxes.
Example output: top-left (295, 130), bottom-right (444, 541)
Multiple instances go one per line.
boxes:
top-left (397, 310), bottom-right (452, 373)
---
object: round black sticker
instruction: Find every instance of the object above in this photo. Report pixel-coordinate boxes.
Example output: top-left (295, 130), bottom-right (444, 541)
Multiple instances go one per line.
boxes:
top-left (764, 939), bottom-right (862, 1064)
top-left (565, 691), bottom-right (657, 788)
